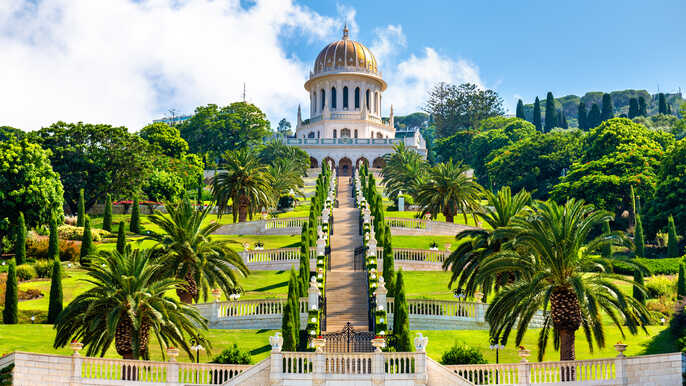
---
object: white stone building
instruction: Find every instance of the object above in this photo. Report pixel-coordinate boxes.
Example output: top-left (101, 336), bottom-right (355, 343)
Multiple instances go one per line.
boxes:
top-left (285, 25), bottom-right (426, 176)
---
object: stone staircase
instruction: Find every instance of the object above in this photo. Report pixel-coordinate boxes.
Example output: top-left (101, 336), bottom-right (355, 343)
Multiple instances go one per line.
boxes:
top-left (324, 176), bottom-right (369, 332)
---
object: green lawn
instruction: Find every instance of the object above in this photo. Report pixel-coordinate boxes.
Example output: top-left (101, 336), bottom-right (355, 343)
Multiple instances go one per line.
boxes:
top-left (391, 235), bottom-right (457, 250)
top-left (401, 271), bottom-right (457, 301)
top-left (0, 325), bottom-right (276, 363)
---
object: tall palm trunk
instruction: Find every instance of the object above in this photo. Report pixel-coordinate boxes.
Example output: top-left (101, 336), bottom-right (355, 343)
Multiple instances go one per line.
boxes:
top-left (238, 194), bottom-right (250, 223)
top-left (177, 271), bottom-right (198, 304)
top-left (551, 287), bottom-right (582, 366)
top-left (115, 316), bottom-right (134, 359)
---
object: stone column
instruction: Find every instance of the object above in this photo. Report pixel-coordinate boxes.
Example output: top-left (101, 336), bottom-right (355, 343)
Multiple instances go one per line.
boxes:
top-left (269, 333), bottom-right (284, 385)
top-left (371, 350), bottom-right (384, 386)
top-left (414, 334), bottom-right (429, 385)
top-left (312, 350), bottom-right (326, 386)
top-left (70, 343), bottom-right (83, 384)
top-left (308, 276), bottom-right (321, 311)
top-left (614, 344), bottom-right (628, 386)
top-left (166, 348), bottom-right (180, 386)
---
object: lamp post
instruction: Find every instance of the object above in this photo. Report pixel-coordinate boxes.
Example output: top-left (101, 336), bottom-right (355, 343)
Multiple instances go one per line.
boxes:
top-left (190, 338), bottom-right (205, 364)
top-left (489, 337), bottom-right (504, 364)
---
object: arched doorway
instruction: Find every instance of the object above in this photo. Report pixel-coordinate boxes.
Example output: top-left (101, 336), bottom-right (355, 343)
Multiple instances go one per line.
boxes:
top-left (356, 157), bottom-right (369, 168)
top-left (310, 157), bottom-right (319, 168)
top-left (340, 128), bottom-right (351, 138)
top-left (372, 157), bottom-right (386, 169)
top-left (339, 157), bottom-right (353, 177)
top-left (323, 157), bottom-right (335, 170)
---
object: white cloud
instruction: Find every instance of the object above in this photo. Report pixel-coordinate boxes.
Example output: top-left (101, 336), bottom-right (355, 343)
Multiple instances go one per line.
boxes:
top-left (0, 0), bottom-right (342, 131)
top-left (370, 24), bottom-right (406, 64)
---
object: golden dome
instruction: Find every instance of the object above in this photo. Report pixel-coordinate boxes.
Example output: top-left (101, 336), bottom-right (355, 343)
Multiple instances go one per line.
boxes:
top-left (313, 25), bottom-right (378, 75)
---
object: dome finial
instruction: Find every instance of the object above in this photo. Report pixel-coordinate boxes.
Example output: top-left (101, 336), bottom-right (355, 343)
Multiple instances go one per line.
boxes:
top-left (343, 22), bottom-right (349, 39)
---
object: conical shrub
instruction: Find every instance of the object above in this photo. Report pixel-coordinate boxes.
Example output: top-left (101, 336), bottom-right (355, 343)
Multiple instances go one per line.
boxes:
top-left (130, 195), bottom-right (141, 233)
top-left (15, 212), bottom-right (26, 266)
top-left (103, 193), bottom-right (112, 232)
top-left (77, 188), bottom-right (85, 227)
top-left (2, 259), bottom-right (18, 324)
top-left (47, 259), bottom-right (63, 323)
top-left (116, 221), bottom-right (126, 254)
top-left (80, 216), bottom-right (94, 266)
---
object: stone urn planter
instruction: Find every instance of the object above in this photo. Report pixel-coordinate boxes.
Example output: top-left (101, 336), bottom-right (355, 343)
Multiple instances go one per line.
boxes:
top-left (166, 347), bottom-right (179, 362)
top-left (371, 337), bottom-right (386, 352)
top-left (518, 347), bottom-right (530, 363)
top-left (614, 343), bottom-right (628, 357)
top-left (312, 337), bottom-right (326, 353)
top-left (70, 341), bottom-right (83, 356)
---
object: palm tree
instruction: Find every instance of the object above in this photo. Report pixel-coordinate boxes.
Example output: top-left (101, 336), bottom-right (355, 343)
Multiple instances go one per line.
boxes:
top-left (381, 142), bottom-right (428, 200)
top-left (444, 187), bottom-right (531, 298)
top-left (266, 158), bottom-right (305, 206)
top-left (53, 248), bottom-right (208, 360)
top-left (146, 199), bottom-right (249, 303)
top-left (479, 199), bottom-right (649, 362)
top-left (212, 149), bottom-right (274, 223)
top-left (415, 160), bottom-right (483, 223)
top-left (258, 139), bottom-right (309, 175)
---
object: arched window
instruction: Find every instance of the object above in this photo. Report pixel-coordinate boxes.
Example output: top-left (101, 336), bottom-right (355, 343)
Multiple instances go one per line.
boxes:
top-left (341, 128), bottom-right (351, 138)
top-left (371, 131), bottom-right (374, 138)
top-left (366, 89), bottom-right (370, 110)
top-left (321, 89), bottom-right (325, 110)
top-left (354, 129), bottom-right (358, 138)
top-left (333, 129), bottom-right (337, 138)
top-left (317, 131), bottom-right (320, 138)
top-left (331, 87), bottom-right (337, 109)
top-left (354, 87), bottom-right (360, 109)
top-left (375, 92), bottom-right (380, 113)
top-left (343, 87), bottom-right (349, 109)
top-left (377, 132), bottom-right (383, 139)
top-left (313, 91), bottom-right (316, 112)
top-left (308, 132), bottom-right (315, 138)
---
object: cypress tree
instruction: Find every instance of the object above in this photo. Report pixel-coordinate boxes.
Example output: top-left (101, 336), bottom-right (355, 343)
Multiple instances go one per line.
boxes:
top-left (515, 99), bottom-right (526, 120)
top-left (678, 264), bottom-right (686, 298)
top-left (533, 97), bottom-right (542, 131)
top-left (601, 93), bottom-right (614, 121)
top-left (628, 98), bottom-right (639, 118)
top-left (103, 193), bottom-right (112, 232)
top-left (300, 223), bottom-right (311, 295)
top-left (47, 259), bottom-right (63, 323)
top-left (393, 270), bottom-right (411, 351)
top-left (130, 195), bottom-right (141, 233)
top-left (544, 92), bottom-right (556, 131)
top-left (658, 93), bottom-right (667, 114)
top-left (281, 301), bottom-right (297, 351)
top-left (382, 229), bottom-right (395, 296)
top-left (587, 104), bottom-right (601, 129)
top-left (559, 110), bottom-right (568, 129)
top-left (667, 104), bottom-right (672, 115)
top-left (2, 259), bottom-right (18, 324)
top-left (116, 221), bottom-right (126, 254)
top-left (667, 215), bottom-right (679, 258)
top-left (601, 221), bottom-right (612, 258)
top-left (632, 269), bottom-right (645, 305)
top-left (77, 188), bottom-right (85, 227)
top-left (286, 269), bottom-right (300, 349)
top-left (48, 214), bottom-right (59, 261)
top-left (14, 212), bottom-right (26, 266)
top-left (197, 174), bottom-right (204, 205)
top-left (577, 102), bottom-right (587, 130)
top-left (634, 213), bottom-right (645, 258)
top-left (80, 216), bottom-right (94, 266)
top-left (638, 96), bottom-right (647, 116)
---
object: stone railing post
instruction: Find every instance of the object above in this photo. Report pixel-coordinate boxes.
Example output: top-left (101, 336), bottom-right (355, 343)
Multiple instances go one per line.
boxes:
top-left (166, 348), bottom-right (180, 386)
top-left (474, 292), bottom-right (486, 322)
top-left (517, 349), bottom-right (530, 385)
top-left (312, 350), bottom-right (326, 385)
top-left (414, 334), bottom-right (429, 385)
top-left (269, 333), bottom-right (284, 384)
top-left (372, 351), bottom-right (384, 385)
top-left (614, 344), bottom-right (628, 385)
top-left (376, 277), bottom-right (387, 312)
top-left (70, 342), bottom-right (83, 383)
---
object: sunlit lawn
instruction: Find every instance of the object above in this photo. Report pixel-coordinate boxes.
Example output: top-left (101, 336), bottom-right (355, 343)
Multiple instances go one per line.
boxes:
top-left (391, 235), bottom-right (457, 250)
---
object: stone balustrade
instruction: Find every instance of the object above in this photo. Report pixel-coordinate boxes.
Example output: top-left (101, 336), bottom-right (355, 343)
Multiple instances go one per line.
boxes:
top-left (194, 298), bottom-right (309, 329)
top-left (385, 217), bottom-right (476, 236)
top-left (375, 247), bottom-right (449, 271)
top-left (215, 217), bottom-right (307, 236)
top-left (239, 247), bottom-right (318, 271)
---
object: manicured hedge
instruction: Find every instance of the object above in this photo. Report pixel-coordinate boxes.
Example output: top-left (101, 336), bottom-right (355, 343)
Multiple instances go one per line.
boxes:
top-left (613, 257), bottom-right (684, 276)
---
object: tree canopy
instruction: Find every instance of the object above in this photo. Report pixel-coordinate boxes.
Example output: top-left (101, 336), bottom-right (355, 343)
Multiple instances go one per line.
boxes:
top-left (139, 122), bottom-right (189, 158)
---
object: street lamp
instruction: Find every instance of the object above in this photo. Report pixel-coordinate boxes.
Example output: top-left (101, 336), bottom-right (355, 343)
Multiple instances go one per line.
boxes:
top-left (489, 337), bottom-right (504, 364)
top-left (190, 339), bottom-right (205, 364)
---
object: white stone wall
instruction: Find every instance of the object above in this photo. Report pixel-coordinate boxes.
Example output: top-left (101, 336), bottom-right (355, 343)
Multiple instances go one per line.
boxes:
top-left (623, 352), bottom-right (683, 386)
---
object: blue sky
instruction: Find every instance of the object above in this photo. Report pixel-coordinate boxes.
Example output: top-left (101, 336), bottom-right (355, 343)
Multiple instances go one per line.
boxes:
top-left (1, 0), bottom-right (684, 131)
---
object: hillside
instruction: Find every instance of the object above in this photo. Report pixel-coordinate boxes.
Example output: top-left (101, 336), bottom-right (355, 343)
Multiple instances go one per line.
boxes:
top-left (522, 90), bottom-right (685, 127)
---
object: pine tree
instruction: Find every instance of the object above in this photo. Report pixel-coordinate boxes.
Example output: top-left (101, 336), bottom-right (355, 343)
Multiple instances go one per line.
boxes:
top-left (634, 213), bottom-right (645, 258)
top-left (2, 259), bottom-right (18, 324)
top-left (638, 96), bottom-right (647, 116)
top-left (130, 195), bottom-right (141, 233)
top-left (678, 264), bottom-right (686, 298)
top-left (533, 97), bottom-right (542, 131)
top-left (544, 92), bottom-right (556, 131)
top-left (103, 193), bottom-right (112, 232)
top-left (48, 214), bottom-right (59, 260)
top-left (80, 216), bottom-right (94, 266)
top-left (77, 188), bottom-right (85, 227)
top-left (14, 212), bottom-right (26, 266)
top-left (559, 110), bottom-right (568, 129)
top-left (658, 93), bottom-right (667, 114)
top-left (628, 98), bottom-right (639, 119)
top-left (577, 102), bottom-right (587, 130)
top-left (516, 99), bottom-right (526, 120)
top-left (47, 259), bottom-right (63, 324)
top-left (668, 215), bottom-right (679, 258)
top-left (116, 221), bottom-right (126, 254)
top-left (587, 104), bottom-right (601, 129)
top-left (382, 229), bottom-right (396, 297)
top-left (601, 221), bottom-right (612, 258)
top-left (632, 269), bottom-right (645, 305)
top-left (601, 93), bottom-right (614, 121)
top-left (392, 270), bottom-right (411, 351)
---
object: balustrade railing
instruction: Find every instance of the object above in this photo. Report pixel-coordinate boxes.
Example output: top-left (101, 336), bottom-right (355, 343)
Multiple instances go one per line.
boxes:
top-left (282, 352), bottom-right (314, 374)
top-left (264, 217), bottom-right (307, 230)
top-left (445, 363), bottom-right (520, 385)
top-left (385, 217), bottom-right (427, 230)
top-left (326, 353), bottom-right (373, 375)
top-left (177, 362), bottom-right (251, 385)
top-left (387, 298), bottom-right (478, 319)
top-left (81, 357), bottom-right (169, 382)
top-left (241, 247), bottom-right (318, 264)
top-left (375, 247), bottom-right (449, 264)
top-left (384, 353), bottom-right (416, 374)
top-left (215, 298), bottom-right (308, 318)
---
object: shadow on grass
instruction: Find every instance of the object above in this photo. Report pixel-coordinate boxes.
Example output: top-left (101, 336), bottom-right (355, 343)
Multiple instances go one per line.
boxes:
top-left (639, 326), bottom-right (680, 355)
top-left (252, 281), bottom-right (288, 292)
top-left (249, 345), bottom-right (271, 356)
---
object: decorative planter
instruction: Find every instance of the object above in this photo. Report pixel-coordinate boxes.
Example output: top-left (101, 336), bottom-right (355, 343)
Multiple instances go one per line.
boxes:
top-left (166, 347), bottom-right (179, 362)
top-left (312, 338), bottom-right (326, 353)
top-left (212, 288), bottom-right (222, 302)
top-left (371, 338), bottom-right (386, 352)
top-left (614, 343), bottom-right (628, 357)
top-left (518, 349), bottom-right (530, 363)
top-left (70, 342), bottom-right (83, 356)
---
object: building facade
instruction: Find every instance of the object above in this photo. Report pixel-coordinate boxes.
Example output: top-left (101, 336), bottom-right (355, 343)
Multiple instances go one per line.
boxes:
top-left (286, 25), bottom-right (426, 176)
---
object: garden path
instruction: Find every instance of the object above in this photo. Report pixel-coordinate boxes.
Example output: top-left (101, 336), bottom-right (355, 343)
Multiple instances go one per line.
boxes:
top-left (324, 177), bottom-right (368, 332)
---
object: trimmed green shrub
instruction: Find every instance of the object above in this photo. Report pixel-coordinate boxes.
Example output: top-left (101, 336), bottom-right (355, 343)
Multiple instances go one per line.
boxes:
top-left (441, 343), bottom-right (488, 365)
top-left (15, 212), bottom-right (26, 265)
top-left (633, 270), bottom-right (645, 305)
top-left (47, 259), bottom-right (63, 324)
top-left (2, 259), bottom-right (18, 324)
top-left (80, 216), bottom-right (93, 266)
top-left (15, 264), bottom-right (36, 281)
top-left (668, 215), bottom-right (679, 258)
top-left (48, 215), bottom-right (59, 260)
top-left (645, 275), bottom-right (676, 299)
top-left (613, 257), bottom-right (683, 275)
top-left (634, 213), bottom-right (645, 257)
top-left (57, 225), bottom-right (109, 242)
top-left (77, 188), bottom-right (85, 227)
top-left (33, 260), bottom-right (52, 278)
top-left (601, 222), bottom-right (612, 258)
top-left (130, 195), bottom-right (141, 233)
top-left (211, 343), bottom-right (252, 364)
top-left (103, 193), bottom-right (112, 232)
top-left (678, 264), bottom-right (686, 297)
top-left (116, 221), bottom-right (126, 254)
